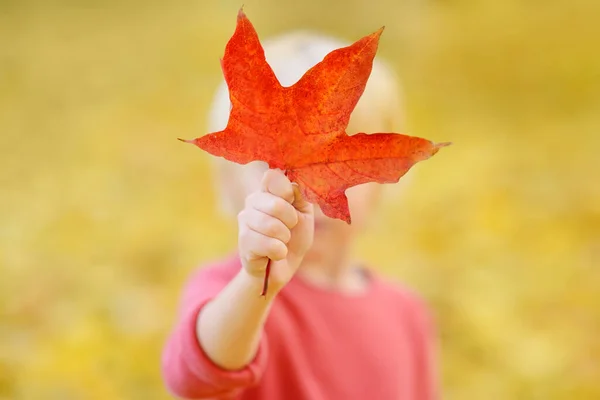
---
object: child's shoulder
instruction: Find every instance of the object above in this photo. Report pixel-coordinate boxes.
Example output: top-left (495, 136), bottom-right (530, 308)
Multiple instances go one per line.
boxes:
top-left (371, 272), bottom-right (435, 326)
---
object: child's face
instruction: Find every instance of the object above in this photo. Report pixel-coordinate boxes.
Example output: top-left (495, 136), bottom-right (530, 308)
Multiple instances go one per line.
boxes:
top-left (215, 54), bottom-right (402, 267)
top-left (237, 161), bottom-right (380, 266)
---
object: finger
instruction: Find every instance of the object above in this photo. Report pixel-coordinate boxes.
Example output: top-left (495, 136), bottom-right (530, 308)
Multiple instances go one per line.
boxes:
top-left (243, 208), bottom-right (291, 243)
top-left (261, 169), bottom-right (294, 204)
top-left (245, 191), bottom-right (299, 229)
top-left (291, 183), bottom-right (313, 216)
top-left (238, 220), bottom-right (288, 261)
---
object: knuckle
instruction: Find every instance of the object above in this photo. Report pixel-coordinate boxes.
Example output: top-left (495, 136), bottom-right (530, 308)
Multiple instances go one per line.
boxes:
top-left (261, 215), bottom-right (281, 237)
top-left (286, 208), bottom-right (299, 228)
top-left (252, 236), bottom-right (271, 259)
top-left (244, 191), bottom-right (259, 209)
top-left (263, 200), bottom-right (296, 232)
top-left (282, 184), bottom-right (294, 203)
top-left (280, 226), bottom-right (292, 243)
top-left (265, 196), bottom-right (283, 216)
top-left (267, 240), bottom-right (287, 261)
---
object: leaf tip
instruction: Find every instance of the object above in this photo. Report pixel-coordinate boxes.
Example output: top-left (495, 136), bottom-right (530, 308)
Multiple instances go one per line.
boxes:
top-left (177, 137), bottom-right (196, 145)
top-left (430, 141), bottom-right (452, 155)
top-left (343, 214), bottom-right (352, 224)
top-left (371, 26), bottom-right (385, 40)
top-left (238, 5), bottom-right (246, 20)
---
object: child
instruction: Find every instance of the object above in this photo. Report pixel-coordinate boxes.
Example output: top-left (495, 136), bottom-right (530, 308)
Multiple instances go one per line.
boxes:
top-left (162, 31), bottom-right (439, 400)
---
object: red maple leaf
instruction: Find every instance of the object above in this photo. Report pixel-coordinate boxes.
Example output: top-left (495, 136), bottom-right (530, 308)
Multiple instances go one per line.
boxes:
top-left (180, 9), bottom-right (450, 295)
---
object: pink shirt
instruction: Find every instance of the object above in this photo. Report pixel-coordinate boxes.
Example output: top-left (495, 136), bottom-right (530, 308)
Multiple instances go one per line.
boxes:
top-left (162, 255), bottom-right (439, 400)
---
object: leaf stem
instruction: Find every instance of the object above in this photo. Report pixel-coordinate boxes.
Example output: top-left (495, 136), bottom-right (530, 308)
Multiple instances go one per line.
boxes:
top-left (260, 259), bottom-right (271, 297)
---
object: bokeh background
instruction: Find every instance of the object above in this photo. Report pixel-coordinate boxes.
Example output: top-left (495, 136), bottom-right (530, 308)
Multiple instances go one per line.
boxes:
top-left (1, 0), bottom-right (599, 398)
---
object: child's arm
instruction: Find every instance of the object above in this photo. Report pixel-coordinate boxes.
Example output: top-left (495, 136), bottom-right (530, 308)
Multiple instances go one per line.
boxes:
top-left (198, 169), bottom-right (313, 370)
top-left (162, 169), bottom-right (313, 399)
top-left (195, 267), bottom-right (275, 371)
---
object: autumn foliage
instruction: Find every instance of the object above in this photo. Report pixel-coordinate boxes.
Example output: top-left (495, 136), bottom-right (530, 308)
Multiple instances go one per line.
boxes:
top-left (1, 1), bottom-right (599, 399)
top-left (181, 10), bottom-right (449, 224)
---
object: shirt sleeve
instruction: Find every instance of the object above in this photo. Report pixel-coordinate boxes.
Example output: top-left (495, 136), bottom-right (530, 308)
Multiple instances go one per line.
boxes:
top-left (161, 261), bottom-right (269, 399)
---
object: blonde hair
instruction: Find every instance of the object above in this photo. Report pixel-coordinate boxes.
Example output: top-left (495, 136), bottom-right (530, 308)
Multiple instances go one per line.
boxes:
top-left (207, 31), bottom-right (406, 215)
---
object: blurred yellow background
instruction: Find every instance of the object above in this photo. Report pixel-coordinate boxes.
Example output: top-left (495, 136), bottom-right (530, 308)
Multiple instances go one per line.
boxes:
top-left (1, 0), bottom-right (599, 398)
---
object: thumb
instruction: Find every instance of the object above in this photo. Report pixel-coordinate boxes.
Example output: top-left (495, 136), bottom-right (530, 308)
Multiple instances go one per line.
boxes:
top-left (291, 183), bottom-right (313, 216)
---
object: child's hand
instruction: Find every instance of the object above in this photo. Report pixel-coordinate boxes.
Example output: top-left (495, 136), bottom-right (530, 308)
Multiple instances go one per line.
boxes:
top-left (238, 169), bottom-right (314, 293)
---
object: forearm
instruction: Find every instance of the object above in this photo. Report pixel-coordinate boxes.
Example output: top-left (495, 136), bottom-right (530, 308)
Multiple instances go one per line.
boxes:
top-left (196, 268), bottom-right (276, 370)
